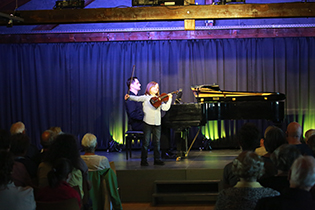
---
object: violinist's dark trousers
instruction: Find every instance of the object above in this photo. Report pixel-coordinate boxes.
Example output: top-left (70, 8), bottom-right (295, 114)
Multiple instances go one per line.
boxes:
top-left (142, 123), bottom-right (161, 161)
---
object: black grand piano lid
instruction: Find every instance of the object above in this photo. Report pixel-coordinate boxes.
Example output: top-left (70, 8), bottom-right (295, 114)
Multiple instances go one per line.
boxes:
top-left (191, 84), bottom-right (286, 102)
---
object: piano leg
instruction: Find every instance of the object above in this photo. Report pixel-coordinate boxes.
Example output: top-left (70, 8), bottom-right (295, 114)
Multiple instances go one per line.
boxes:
top-left (175, 128), bottom-right (188, 160)
top-left (186, 127), bottom-right (201, 155)
top-left (175, 127), bottom-right (204, 161)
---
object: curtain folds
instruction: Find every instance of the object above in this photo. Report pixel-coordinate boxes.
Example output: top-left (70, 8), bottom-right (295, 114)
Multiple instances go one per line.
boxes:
top-left (1, 38), bottom-right (314, 149)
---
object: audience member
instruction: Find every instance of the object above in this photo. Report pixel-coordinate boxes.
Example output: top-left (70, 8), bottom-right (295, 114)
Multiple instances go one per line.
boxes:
top-left (255, 126), bottom-right (274, 156)
top-left (255, 156), bottom-right (315, 210)
top-left (36, 158), bottom-right (81, 208)
top-left (0, 129), bottom-right (11, 151)
top-left (83, 133), bottom-right (122, 210)
top-left (259, 126), bottom-right (287, 180)
top-left (10, 121), bottom-right (26, 135)
top-left (33, 130), bottom-right (57, 166)
top-left (263, 126), bottom-right (287, 156)
top-left (259, 144), bottom-right (301, 192)
top-left (307, 135), bottom-right (315, 157)
top-left (0, 151), bottom-right (36, 210)
top-left (10, 121), bottom-right (39, 160)
top-left (222, 123), bottom-right (260, 189)
top-left (49, 126), bottom-right (63, 135)
top-left (38, 133), bottom-right (88, 199)
top-left (2, 128), bottom-right (35, 187)
top-left (11, 161), bottom-right (33, 187)
top-left (10, 134), bottom-right (38, 180)
top-left (304, 128), bottom-right (315, 144)
top-left (286, 122), bottom-right (313, 156)
top-left (215, 151), bottom-right (280, 210)
top-left (304, 128), bottom-right (315, 142)
top-left (40, 130), bottom-right (57, 150)
top-left (81, 133), bottom-right (110, 171)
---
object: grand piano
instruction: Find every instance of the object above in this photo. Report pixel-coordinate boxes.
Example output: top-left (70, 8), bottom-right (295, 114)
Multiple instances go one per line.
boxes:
top-left (162, 84), bottom-right (286, 158)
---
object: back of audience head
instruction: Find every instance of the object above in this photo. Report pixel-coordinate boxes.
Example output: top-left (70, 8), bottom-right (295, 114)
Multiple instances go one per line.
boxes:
top-left (307, 135), bottom-right (315, 155)
top-left (257, 126), bottom-right (275, 148)
top-left (0, 129), bottom-right (11, 151)
top-left (10, 133), bottom-right (30, 157)
top-left (10, 121), bottom-right (26, 135)
top-left (47, 158), bottom-right (73, 188)
top-left (0, 151), bottom-right (15, 187)
top-left (232, 151), bottom-right (265, 181)
top-left (49, 126), bottom-right (63, 135)
top-left (40, 130), bottom-right (57, 150)
top-left (305, 129), bottom-right (315, 144)
top-left (44, 133), bottom-right (80, 169)
top-left (238, 123), bottom-right (260, 151)
top-left (264, 126), bottom-right (287, 154)
top-left (290, 156), bottom-right (315, 191)
top-left (271, 144), bottom-right (301, 172)
top-left (81, 133), bottom-right (97, 153)
top-left (264, 126), bottom-right (275, 139)
top-left (286, 122), bottom-right (302, 144)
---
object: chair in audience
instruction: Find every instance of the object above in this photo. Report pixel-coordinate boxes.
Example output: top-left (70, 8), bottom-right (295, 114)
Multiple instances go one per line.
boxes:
top-left (36, 198), bottom-right (80, 210)
top-left (88, 167), bottom-right (122, 210)
top-left (109, 161), bottom-right (116, 174)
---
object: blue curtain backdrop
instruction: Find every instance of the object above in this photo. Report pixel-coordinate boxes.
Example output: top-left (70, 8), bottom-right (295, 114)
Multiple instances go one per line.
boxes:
top-left (0, 38), bottom-right (314, 149)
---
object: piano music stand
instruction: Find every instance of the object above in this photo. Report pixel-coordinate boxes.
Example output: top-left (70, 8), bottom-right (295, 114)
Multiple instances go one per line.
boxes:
top-left (174, 89), bottom-right (182, 104)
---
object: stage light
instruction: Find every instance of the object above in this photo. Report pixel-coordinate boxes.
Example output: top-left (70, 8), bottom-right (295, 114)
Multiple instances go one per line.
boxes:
top-left (221, 0), bottom-right (245, 4)
top-left (54, 0), bottom-right (85, 9)
top-left (132, 0), bottom-right (184, 6)
top-left (7, 19), bottom-right (13, 27)
top-left (0, 12), bottom-right (24, 27)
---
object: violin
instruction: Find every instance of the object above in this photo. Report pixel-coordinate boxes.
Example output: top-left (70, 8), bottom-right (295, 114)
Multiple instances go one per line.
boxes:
top-left (150, 90), bottom-right (178, 109)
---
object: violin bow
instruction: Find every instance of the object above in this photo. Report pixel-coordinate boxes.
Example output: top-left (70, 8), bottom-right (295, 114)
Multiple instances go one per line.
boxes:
top-left (128, 65), bottom-right (136, 95)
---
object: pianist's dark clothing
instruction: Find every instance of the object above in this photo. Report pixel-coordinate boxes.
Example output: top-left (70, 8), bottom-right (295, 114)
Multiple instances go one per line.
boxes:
top-left (125, 92), bottom-right (144, 131)
top-left (254, 188), bottom-right (315, 210)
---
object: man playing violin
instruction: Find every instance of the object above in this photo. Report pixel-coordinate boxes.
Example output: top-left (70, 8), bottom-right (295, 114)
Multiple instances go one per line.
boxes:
top-left (125, 77), bottom-right (144, 131)
top-left (125, 81), bottom-right (172, 166)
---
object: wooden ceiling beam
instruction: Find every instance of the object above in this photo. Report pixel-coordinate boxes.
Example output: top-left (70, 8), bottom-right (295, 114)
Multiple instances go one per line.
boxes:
top-left (0, 3), bottom-right (315, 25)
top-left (1, 27), bottom-right (315, 43)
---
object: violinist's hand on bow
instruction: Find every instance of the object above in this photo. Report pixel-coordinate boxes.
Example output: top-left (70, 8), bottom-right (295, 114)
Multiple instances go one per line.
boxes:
top-left (168, 93), bottom-right (173, 99)
top-left (125, 94), bottom-right (130, 100)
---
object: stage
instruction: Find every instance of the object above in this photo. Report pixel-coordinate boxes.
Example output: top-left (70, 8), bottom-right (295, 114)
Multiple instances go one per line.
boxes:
top-left (94, 149), bottom-right (241, 204)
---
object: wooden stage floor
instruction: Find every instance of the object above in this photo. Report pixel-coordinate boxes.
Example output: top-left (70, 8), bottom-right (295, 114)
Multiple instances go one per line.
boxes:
top-left (95, 149), bottom-right (240, 171)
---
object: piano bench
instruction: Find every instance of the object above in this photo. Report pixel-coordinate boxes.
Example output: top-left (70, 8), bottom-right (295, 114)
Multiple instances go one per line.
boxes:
top-left (125, 130), bottom-right (144, 160)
